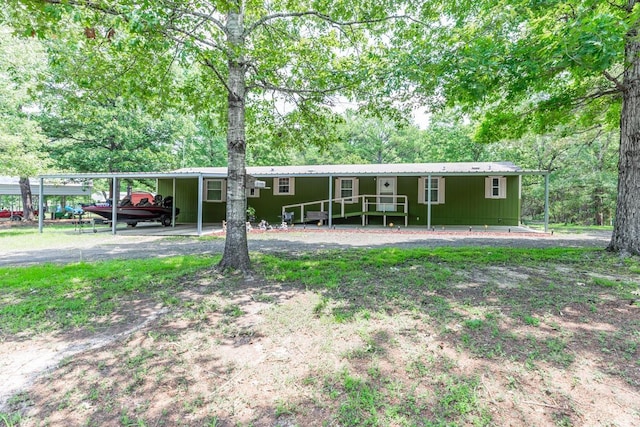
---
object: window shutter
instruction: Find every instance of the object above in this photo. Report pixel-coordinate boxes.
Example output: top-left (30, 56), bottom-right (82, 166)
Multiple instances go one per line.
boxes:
top-left (418, 177), bottom-right (425, 204)
top-left (485, 177), bottom-right (492, 198)
top-left (334, 178), bottom-right (339, 199)
top-left (353, 178), bottom-right (359, 201)
top-left (499, 177), bottom-right (507, 199)
top-left (438, 177), bottom-right (445, 204)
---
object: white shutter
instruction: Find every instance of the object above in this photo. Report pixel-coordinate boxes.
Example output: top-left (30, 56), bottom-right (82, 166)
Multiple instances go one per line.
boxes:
top-left (499, 177), bottom-right (507, 199)
top-left (418, 177), bottom-right (425, 204)
top-left (353, 178), bottom-right (359, 201)
top-left (485, 177), bottom-right (492, 199)
top-left (438, 177), bottom-right (445, 204)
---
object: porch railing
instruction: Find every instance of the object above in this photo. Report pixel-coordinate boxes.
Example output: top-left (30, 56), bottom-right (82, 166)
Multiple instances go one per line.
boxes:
top-left (281, 194), bottom-right (408, 227)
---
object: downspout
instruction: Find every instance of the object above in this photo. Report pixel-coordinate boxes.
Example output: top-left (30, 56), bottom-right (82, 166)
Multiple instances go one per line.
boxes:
top-left (544, 172), bottom-right (550, 233)
top-left (38, 177), bottom-right (44, 233)
top-left (427, 174), bottom-right (432, 229)
top-left (111, 177), bottom-right (118, 235)
top-left (197, 174), bottom-right (203, 236)
top-left (328, 175), bottom-right (333, 227)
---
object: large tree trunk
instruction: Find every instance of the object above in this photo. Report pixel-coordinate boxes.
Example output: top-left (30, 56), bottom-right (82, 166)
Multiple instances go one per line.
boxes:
top-left (19, 177), bottom-right (35, 221)
top-left (609, 19), bottom-right (640, 255)
top-left (217, 9), bottom-right (251, 272)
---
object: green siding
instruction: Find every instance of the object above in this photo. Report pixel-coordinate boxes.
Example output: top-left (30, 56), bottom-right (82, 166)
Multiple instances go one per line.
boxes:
top-left (159, 175), bottom-right (521, 226)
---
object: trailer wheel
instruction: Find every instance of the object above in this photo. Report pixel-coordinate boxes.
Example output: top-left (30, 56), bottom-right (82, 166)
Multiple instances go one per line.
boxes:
top-left (10, 215), bottom-right (22, 221)
top-left (160, 215), bottom-right (172, 227)
top-left (127, 222), bottom-right (137, 228)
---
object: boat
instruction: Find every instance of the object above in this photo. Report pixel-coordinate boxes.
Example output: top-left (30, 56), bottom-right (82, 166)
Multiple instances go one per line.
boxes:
top-left (83, 194), bottom-right (179, 227)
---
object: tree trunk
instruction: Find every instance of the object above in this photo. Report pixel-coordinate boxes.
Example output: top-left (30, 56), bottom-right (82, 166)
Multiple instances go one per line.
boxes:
top-left (217, 8), bottom-right (251, 273)
top-left (609, 19), bottom-right (640, 255)
top-left (19, 177), bottom-right (35, 221)
top-left (593, 186), bottom-right (603, 226)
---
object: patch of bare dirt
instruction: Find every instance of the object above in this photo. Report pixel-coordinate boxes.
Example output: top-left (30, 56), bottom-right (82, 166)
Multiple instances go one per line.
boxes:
top-left (2, 260), bottom-right (639, 426)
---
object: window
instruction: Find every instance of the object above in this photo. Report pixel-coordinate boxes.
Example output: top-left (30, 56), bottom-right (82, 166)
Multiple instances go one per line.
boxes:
top-left (485, 176), bottom-right (507, 199)
top-left (246, 187), bottom-right (260, 198)
top-left (418, 177), bottom-right (445, 204)
top-left (204, 179), bottom-right (226, 202)
top-left (273, 177), bottom-right (295, 195)
top-left (335, 178), bottom-right (359, 203)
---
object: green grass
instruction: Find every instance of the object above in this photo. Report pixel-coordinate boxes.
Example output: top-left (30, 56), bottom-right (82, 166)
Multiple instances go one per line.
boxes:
top-left (255, 247), bottom-right (639, 324)
top-left (320, 369), bottom-right (491, 426)
top-left (0, 255), bottom-right (217, 333)
top-left (2, 244), bottom-right (639, 425)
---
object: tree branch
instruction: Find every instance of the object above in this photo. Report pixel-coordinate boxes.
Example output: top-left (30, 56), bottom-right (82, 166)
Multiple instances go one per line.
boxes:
top-left (251, 80), bottom-right (350, 96)
top-left (43, 0), bottom-right (123, 18)
top-left (602, 70), bottom-right (626, 92)
top-left (200, 57), bottom-right (232, 95)
top-left (163, 24), bottom-right (227, 55)
top-left (164, 5), bottom-right (227, 37)
top-left (244, 10), bottom-right (410, 38)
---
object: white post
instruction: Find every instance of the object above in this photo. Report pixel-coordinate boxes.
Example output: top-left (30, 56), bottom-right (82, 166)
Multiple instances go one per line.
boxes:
top-left (172, 178), bottom-right (177, 229)
top-left (38, 177), bottom-right (44, 233)
top-left (111, 177), bottom-right (118, 234)
top-left (427, 175), bottom-right (432, 229)
top-left (328, 175), bottom-right (333, 227)
top-left (197, 175), bottom-right (203, 236)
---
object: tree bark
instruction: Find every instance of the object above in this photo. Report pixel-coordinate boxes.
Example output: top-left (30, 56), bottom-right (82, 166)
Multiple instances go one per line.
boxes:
top-left (217, 8), bottom-right (251, 272)
top-left (18, 177), bottom-right (35, 221)
top-left (609, 17), bottom-right (640, 255)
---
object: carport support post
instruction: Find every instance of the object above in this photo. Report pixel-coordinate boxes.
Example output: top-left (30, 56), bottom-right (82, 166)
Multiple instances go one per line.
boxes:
top-left (111, 177), bottom-right (118, 235)
top-left (197, 175), bottom-right (203, 236)
top-left (328, 175), bottom-right (333, 228)
top-left (38, 177), bottom-right (44, 233)
top-left (544, 173), bottom-right (550, 233)
top-left (172, 178), bottom-right (177, 229)
top-left (427, 174), bottom-right (432, 229)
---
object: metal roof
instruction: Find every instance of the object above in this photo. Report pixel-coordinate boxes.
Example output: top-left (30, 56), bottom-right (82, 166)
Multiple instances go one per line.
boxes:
top-left (37, 162), bottom-right (547, 181)
top-left (177, 162), bottom-right (547, 177)
top-left (0, 177), bottom-right (93, 196)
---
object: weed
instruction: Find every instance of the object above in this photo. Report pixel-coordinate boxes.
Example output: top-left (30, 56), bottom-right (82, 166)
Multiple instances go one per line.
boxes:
top-left (222, 304), bottom-right (244, 318)
top-left (522, 315), bottom-right (540, 326)
top-left (432, 375), bottom-right (492, 426)
top-left (0, 413), bottom-right (22, 427)
top-left (274, 399), bottom-right (297, 417)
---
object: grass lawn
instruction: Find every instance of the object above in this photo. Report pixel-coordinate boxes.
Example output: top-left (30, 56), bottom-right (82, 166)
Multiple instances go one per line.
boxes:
top-left (1, 245), bottom-right (639, 426)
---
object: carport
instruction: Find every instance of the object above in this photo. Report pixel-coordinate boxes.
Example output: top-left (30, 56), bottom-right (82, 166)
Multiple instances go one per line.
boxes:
top-left (0, 176), bottom-right (92, 214)
top-left (36, 171), bottom-right (225, 236)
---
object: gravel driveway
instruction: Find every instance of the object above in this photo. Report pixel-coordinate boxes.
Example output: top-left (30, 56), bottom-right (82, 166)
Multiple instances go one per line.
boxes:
top-left (0, 227), bottom-right (613, 267)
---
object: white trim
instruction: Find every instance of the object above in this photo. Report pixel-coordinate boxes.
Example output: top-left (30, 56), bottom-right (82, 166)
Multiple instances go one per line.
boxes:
top-left (335, 177), bottom-right (359, 203)
top-left (273, 177), bottom-right (295, 195)
top-left (418, 176), bottom-right (445, 204)
top-left (204, 178), bottom-right (226, 202)
top-left (485, 176), bottom-right (507, 199)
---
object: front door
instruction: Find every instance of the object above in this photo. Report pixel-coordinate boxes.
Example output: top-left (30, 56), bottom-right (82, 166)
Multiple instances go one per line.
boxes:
top-left (377, 176), bottom-right (396, 211)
